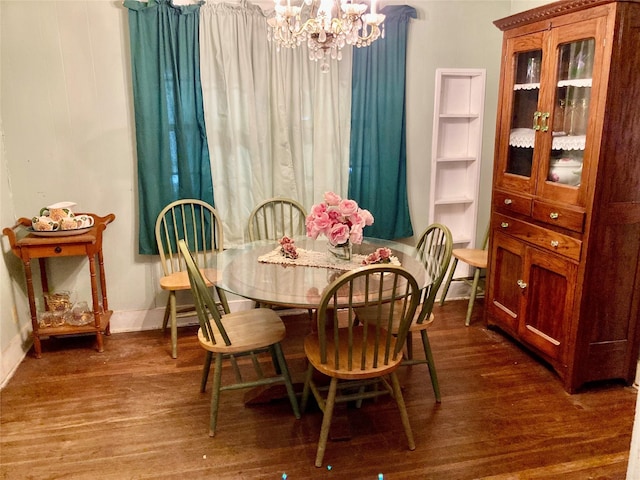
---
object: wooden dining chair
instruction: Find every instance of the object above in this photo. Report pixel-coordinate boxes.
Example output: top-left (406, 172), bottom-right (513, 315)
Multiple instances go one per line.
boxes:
top-left (301, 264), bottom-right (421, 468)
top-left (178, 239), bottom-right (301, 437)
top-left (247, 196), bottom-right (312, 318)
top-left (155, 199), bottom-right (224, 358)
top-left (247, 197), bottom-right (307, 242)
top-left (439, 225), bottom-right (489, 326)
top-left (355, 223), bottom-right (453, 403)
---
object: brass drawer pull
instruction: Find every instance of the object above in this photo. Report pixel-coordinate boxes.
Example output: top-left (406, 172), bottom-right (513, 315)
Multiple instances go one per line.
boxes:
top-left (54, 247), bottom-right (62, 254)
top-left (517, 279), bottom-right (527, 289)
top-left (550, 240), bottom-right (559, 248)
top-left (504, 198), bottom-right (513, 205)
top-left (501, 222), bottom-right (509, 228)
top-left (549, 212), bottom-right (559, 219)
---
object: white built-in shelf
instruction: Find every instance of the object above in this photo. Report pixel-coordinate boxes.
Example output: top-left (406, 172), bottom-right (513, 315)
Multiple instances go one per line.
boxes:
top-left (452, 236), bottom-right (472, 245)
top-left (434, 197), bottom-right (474, 205)
top-left (439, 113), bottom-right (480, 118)
top-left (435, 156), bottom-right (476, 162)
top-left (429, 68), bottom-right (486, 278)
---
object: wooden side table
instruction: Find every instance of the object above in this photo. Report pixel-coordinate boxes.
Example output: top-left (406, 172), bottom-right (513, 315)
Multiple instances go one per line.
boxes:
top-left (3, 213), bottom-right (116, 358)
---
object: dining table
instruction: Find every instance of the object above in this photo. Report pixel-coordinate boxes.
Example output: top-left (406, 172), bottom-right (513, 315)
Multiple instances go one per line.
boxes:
top-left (202, 236), bottom-right (432, 440)
top-left (207, 236), bottom-right (431, 310)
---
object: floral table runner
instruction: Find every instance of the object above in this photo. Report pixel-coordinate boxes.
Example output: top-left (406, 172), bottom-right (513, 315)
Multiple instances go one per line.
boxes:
top-left (258, 247), bottom-right (400, 271)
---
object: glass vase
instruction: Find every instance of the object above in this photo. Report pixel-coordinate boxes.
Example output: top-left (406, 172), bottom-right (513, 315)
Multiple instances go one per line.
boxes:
top-left (327, 242), bottom-right (352, 262)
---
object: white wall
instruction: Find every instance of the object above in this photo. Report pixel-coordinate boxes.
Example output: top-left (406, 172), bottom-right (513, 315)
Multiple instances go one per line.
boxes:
top-left (0, 0), bottom-right (529, 385)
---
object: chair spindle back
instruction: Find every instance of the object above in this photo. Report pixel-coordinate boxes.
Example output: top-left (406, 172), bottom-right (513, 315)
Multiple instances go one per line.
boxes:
top-left (248, 197), bottom-right (307, 241)
top-left (178, 239), bottom-right (230, 346)
top-left (415, 223), bottom-right (453, 323)
top-left (155, 199), bottom-right (223, 276)
top-left (315, 265), bottom-right (421, 371)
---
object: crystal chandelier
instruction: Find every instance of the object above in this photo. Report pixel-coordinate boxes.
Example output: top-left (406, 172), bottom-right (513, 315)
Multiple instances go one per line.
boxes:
top-left (267, 0), bottom-right (385, 72)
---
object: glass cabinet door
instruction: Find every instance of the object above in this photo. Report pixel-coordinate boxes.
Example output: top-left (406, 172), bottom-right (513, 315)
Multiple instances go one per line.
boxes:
top-left (494, 31), bottom-right (545, 195)
top-left (507, 49), bottom-right (542, 179)
top-left (544, 38), bottom-right (594, 189)
top-left (536, 18), bottom-right (604, 206)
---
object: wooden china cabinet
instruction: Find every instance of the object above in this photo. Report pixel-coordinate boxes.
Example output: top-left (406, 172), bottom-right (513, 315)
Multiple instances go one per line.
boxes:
top-left (486, 0), bottom-right (640, 392)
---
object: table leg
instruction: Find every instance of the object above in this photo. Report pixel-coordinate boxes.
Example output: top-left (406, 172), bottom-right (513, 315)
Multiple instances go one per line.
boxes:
top-left (24, 259), bottom-right (42, 358)
top-left (97, 249), bottom-right (110, 335)
top-left (88, 255), bottom-right (104, 353)
top-left (39, 258), bottom-right (49, 300)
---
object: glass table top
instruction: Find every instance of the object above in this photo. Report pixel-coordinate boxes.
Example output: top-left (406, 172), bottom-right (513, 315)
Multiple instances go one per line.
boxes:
top-left (205, 237), bottom-right (431, 308)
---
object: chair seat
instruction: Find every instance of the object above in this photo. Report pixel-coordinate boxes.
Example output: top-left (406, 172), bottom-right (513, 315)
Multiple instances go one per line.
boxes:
top-left (304, 326), bottom-right (402, 380)
top-left (452, 248), bottom-right (488, 269)
top-left (160, 269), bottom-right (218, 291)
top-left (198, 308), bottom-right (286, 354)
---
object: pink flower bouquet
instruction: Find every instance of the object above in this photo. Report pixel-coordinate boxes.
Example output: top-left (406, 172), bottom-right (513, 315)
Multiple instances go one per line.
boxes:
top-left (305, 192), bottom-right (374, 246)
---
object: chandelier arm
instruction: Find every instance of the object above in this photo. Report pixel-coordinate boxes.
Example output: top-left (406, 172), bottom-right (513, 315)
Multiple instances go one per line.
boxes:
top-left (355, 25), bottom-right (382, 43)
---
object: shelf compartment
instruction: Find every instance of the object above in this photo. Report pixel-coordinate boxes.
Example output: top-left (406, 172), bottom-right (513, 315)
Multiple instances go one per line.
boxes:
top-left (438, 74), bottom-right (485, 116)
top-left (435, 117), bottom-right (483, 158)
top-left (36, 310), bottom-right (112, 337)
top-left (432, 203), bottom-right (476, 248)
top-left (433, 161), bottom-right (478, 202)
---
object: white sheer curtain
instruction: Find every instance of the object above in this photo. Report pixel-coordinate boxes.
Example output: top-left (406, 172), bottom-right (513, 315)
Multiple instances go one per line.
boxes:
top-left (199, 1), bottom-right (352, 246)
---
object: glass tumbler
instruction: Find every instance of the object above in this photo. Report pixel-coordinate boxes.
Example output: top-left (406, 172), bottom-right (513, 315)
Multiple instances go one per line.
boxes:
top-left (553, 99), bottom-right (566, 134)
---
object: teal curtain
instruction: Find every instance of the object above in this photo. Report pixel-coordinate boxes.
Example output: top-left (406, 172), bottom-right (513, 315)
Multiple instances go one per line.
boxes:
top-left (348, 5), bottom-right (416, 240)
top-left (125, 0), bottom-right (213, 254)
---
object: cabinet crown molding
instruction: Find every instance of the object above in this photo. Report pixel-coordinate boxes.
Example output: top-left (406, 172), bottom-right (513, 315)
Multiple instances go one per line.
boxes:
top-left (494, 0), bottom-right (633, 31)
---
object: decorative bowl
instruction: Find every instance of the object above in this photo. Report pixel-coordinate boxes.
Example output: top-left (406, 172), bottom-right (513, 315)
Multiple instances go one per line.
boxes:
top-left (548, 158), bottom-right (583, 186)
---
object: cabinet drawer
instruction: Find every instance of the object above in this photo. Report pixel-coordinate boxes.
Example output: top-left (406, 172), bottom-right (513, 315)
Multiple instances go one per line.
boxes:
top-left (26, 244), bottom-right (88, 258)
top-left (493, 213), bottom-right (582, 261)
top-left (532, 201), bottom-right (585, 233)
top-left (493, 190), bottom-right (532, 217)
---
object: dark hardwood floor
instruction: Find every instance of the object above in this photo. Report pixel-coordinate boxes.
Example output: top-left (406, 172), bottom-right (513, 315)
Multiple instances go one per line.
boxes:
top-left (1, 299), bottom-right (636, 480)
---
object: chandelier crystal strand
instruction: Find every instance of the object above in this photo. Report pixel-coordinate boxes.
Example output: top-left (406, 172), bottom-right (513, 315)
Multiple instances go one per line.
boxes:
top-left (268, 0), bottom-right (385, 72)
